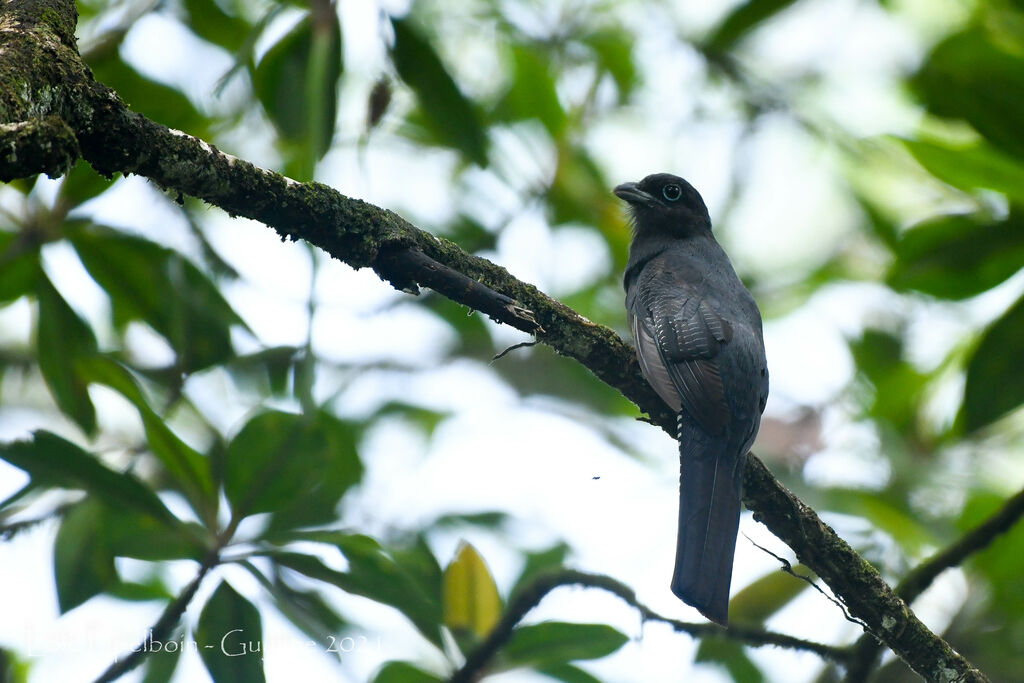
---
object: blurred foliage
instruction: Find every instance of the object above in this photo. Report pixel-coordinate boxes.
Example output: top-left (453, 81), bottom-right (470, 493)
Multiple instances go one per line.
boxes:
top-left (2, 0), bottom-right (1024, 681)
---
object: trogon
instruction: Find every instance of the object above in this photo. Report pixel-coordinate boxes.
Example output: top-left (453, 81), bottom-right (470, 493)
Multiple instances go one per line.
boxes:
top-left (616, 173), bottom-right (769, 625)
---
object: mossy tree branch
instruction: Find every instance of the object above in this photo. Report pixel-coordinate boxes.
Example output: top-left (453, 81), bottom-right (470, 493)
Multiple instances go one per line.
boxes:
top-left (843, 485), bottom-right (1024, 682)
top-left (0, 1), bottom-right (998, 681)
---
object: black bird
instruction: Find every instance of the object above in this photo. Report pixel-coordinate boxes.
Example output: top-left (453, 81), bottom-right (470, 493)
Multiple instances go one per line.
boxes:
top-left (616, 173), bottom-right (768, 625)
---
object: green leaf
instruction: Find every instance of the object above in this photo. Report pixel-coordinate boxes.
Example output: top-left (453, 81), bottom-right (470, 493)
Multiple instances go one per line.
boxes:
top-left (97, 504), bottom-right (207, 563)
top-left (139, 630), bottom-right (183, 683)
top-left (900, 138), bottom-right (1024, 204)
top-left (728, 567), bottom-right (811, 625)
top-left (537, 663), bottom-right (604, 683)
top-left (80, 356), bottom-right (215, 511)
top-left (270, 580), bottom-right (347, 647)
top-left (547, 145), bottom-right (627, 269)
top-left (493, 45), bottom-right (565, 136)
top-left (695, 638), bottom-right (764, 683)
top-left (252, 13), bottom-right (342, 178)
top-left (226, 345), bottom-right (302, 397)
top-left (498, 622), bottom-right (628, 670)
top-left (886, 209), bottom-right (1024, 300)
top-left (389, 16), bottom-right (488, 165)
top-left (223, 410), bottom-right (363, 527)
top-left (54, 500), bottom-right (117, 612)
top-left (581, 29), bottom-right (637, 103)
top-left (239, 557), bottom-right (347, 649)
top-left (961, 292), bottom-right (1024, 431)
top-left (0, 230), bottom-right (41, 304)
top-left (826, 487), bottom-right (935, 555)
top-left (371, 661), bottom-right (444, 683)
top-left (57, 160), bottom-right (115, 209)
top-left (71, 228), bottom-right (244, 372)
top-left (443, 541), bottom-right (502, 640)
top-left (491, 343), bottom-right (636, 416)
top-left (913, 28), bottom-right (1024, 160)
top-left (430, 510), bottom-right (510, 530)
top-left (87, 57), bottom-right (210, 139)
top-left (183, 0), bottom-right (251, 54)
top-left (374, 400), bottom-right (448, 436)
top-left (108, 578), bottom-right (175, 603)
top-left (957, 490), bottom-right (1024, 622)
top-left (0, 431), bottom-right (178, 525)
top-left (36, 275), bottom-right (97, 434)
top-left (848, 329), bottom-right (928, 430)
top-left (273, 537), bottom-right (444, 648)
top-left (510, 542), bottom-right (570, 597)
top-left (197, 582), bottom-right (266, 683)
top-left (706, 0), bottom-right (800, 52)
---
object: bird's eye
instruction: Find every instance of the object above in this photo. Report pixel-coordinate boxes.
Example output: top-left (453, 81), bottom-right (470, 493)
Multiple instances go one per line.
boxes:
top-left (662, 184), bottom-right (682, 202)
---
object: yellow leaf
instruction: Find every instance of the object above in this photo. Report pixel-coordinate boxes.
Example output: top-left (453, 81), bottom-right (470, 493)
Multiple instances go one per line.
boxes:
top-left (443, 541), bottom-right (502, 638)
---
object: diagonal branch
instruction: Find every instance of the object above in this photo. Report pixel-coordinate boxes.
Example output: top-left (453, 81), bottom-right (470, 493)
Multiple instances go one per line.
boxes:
top-left (450, 569), bottom-right (851, 683)
top-left (844, 485), bottom-right (1024, 682)
top-left (0, 1), bottom-right (991, 681)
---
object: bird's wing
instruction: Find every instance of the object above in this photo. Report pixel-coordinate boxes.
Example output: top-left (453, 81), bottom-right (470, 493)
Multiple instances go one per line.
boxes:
top-left (631, 282), bottom-right (733, 436)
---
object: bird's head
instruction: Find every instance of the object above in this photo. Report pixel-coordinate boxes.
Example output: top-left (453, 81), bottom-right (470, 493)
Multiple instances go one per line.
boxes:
top-left (613, 173), bottom-right (711, 237)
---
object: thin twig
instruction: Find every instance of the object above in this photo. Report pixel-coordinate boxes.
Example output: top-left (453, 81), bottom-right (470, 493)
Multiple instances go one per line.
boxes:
top-left (744, 534), bottom-right (872, 631)
top-left (92, 549), bottom-right (220, 683)
top-left (491, 340), bottom-right (537, 362)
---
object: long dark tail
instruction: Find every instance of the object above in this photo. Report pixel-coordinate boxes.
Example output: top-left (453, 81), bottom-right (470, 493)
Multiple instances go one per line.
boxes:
top-left (670, 416), bottom-right (744, 625)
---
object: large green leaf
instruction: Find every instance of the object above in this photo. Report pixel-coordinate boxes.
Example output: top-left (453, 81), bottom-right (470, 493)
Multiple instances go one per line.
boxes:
top-left (728, 566), bottom-right (811, 625)
top-left (389, 16), bottom-right (488, 165)
top-left (581, 28), bottom-right (637, 103)
top-left (0, 431), bottom-right (177, 525)
top-left (848, 329), bottom-right (928, 431)
top-left (547, 144), bottom-right (627, 269)
top-left (183, 0), bottom-right (251, 54)
top-left (36, 275), bottom-right (97, 434)
top-left (509, 542), bottom-right (570, 597)
top-left (272, 534), bottom-right (444, 648)
top-left (493, 45), bottom-right (565, 136)
top-left (913, 28), bottom-right (1024, 160)
top-left (961, 292), bottom-right (1024, 432)
top-left (886, 209), bottom-right (1024, 300)
top-left (80, 355), bottom-right (215, 513)
top-left (53, 500), bottom-right (117, 612)
top-left (223, 410), bottom-right (363, 527)
top-left (87, 57), bottom-right (210, 139)
top-left (252, 12), bottom-right (343, 179)
top-left (900, 138), bottom-right (1024, 204)
top-left (958, 491), bottom-right (1024, 620)
top-left (70, 228), bottom-right (244, 373)
top-left (139, 630), bottom-right (182, 683)
top-left (197, 581), bottom-right (266, 683)
top-left (0, 230), bottom-right (40, 305)
top-left (95, 502), bottom-right (207, 563)
top-left (497, 622), bottom-right (627, 671)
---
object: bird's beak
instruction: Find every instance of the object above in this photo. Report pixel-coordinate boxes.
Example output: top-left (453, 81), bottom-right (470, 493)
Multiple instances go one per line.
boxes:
top-left (613, 182), bottom-right (656, 206)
